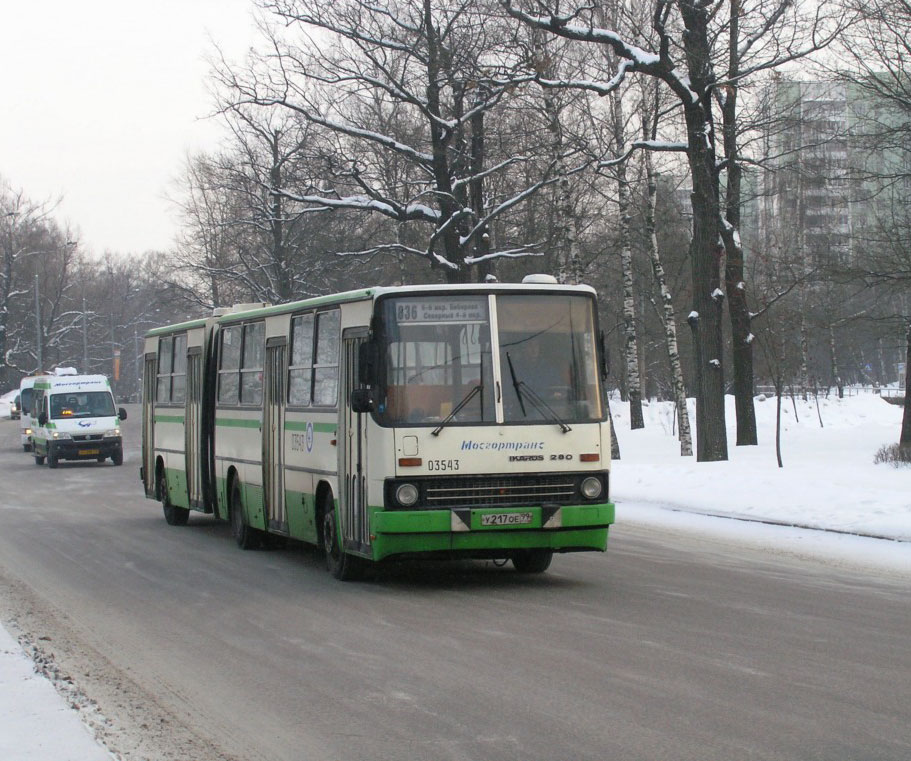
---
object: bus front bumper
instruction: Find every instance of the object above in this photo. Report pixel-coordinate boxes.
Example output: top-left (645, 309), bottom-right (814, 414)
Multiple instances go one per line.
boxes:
top-left (369, 503), bottom-right (614, 561)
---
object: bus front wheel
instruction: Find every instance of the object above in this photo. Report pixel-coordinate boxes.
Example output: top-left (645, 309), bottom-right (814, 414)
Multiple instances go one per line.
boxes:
top-left (512, 549), bottom-right (553, 574)
top-left (230, 480), bottom-right (259, 550)
top-left (160, 470), bottom-right (189, 526)
top-left (322, 499), bottom-right (362, 581)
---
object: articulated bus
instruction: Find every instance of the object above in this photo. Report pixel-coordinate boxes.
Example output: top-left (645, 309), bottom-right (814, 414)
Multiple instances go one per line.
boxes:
top-left (141, 279), bottom-right (615, 579)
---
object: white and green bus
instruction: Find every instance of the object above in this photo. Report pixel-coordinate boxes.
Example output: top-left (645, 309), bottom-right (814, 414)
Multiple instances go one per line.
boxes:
top-left (141, 280), bottom-right (615, 579)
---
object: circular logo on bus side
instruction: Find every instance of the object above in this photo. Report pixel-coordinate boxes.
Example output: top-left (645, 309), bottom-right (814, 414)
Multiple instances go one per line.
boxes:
top-left (306, 421), bottom-right (314, 453)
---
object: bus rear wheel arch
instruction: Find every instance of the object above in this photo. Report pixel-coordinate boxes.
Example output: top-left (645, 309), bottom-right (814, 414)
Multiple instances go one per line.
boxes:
top-left (158, 462), bottom-right (189, 527)
top-left (230, 475), bottom-right (260, 550)
top-left (320, 491), bottom-right (363, 581)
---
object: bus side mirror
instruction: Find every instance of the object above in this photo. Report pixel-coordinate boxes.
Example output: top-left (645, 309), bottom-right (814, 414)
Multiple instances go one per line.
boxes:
top-left (119, 407), bottom-right (128, 421)
top-left (350, 388), bottom-right (374, 414)
top-left (599, 330), bottom-right (610, 379)
top-left (358, 341), bottom-right (378, 386)
top-left (38, 412), bottom-right (48, 426)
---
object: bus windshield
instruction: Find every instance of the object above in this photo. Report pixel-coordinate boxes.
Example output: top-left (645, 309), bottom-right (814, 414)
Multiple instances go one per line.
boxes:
top-left (375, 293), bottom-right (603, 426)
top-left (50, 391), bottom-right (116, 419)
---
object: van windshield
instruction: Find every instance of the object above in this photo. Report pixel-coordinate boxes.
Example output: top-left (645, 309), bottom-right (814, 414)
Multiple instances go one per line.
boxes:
top-left (20, 387), bottom-right (33, 414)
top-left (50, 392), bottom-right (116, 419)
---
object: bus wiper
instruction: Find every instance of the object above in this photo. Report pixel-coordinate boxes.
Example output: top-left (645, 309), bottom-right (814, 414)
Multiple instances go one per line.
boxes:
top-left (431, 383), bottom-right (483, 437)
top-left (505, 353), bottom-right (572, 434)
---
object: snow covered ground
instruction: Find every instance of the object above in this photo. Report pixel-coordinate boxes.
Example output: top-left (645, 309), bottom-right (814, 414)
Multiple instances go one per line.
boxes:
top-left (0, 389), bottom-right (907, 759)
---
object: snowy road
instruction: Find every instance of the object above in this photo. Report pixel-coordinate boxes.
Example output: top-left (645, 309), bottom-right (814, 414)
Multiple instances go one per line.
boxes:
top-left (0, 409), bottom-right (909, 761)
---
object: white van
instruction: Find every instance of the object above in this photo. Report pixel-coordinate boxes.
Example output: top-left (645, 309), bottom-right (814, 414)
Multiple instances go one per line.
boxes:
top-left (31, 374), bottom-right (127, 468)
top-left (19, 373), bottom-right (52, 451)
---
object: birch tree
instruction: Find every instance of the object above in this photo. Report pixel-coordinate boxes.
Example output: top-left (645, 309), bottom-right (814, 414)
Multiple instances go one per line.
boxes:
top-left (640, 84), bottom-right (693, 454)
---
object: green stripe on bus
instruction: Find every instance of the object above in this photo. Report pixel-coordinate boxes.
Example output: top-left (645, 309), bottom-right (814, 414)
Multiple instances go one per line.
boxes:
top-left (215, 417), bottom-right (261, 429)
top-left (154, 414), bottom-right (185, 424)
top-left (284, 421), bottom-right (337, 433)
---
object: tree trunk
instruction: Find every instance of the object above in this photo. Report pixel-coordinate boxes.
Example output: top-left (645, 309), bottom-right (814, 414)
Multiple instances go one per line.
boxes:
top-left (605, 393), bottom-right (621, 460)
top-left (829, 324), bottom-right (843, 398)
top-left (618, 160), bottom-right (644, 429)
top-left (680, 0), bottom-right (728, 462)
top-left (901, 321), bottom-right (911, 450)
top-left (645, 150), bottom-right (691, 455)
top-left (775, 376), bottom-right (784, 468)
top-left (423, 0), bottom-right (465, 281)
top-left (798, 293), bottom-right (810, 399)
top-left (719, 9), bottom-right (758, 446)
top-left (536, 33), bottom-right (582, 285)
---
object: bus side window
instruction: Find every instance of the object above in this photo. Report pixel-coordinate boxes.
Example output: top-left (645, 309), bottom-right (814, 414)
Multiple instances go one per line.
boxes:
top-left (171, 333), bottom-right (188, 404)
top-left (240, 322), bottom-right (264, 406)
top-left (289, 313), bottom-right (314, 406)
top-left (157, 336), bottom-right (173, 403)
top-left (218, 326), bottom-right (241, 405)
top-left (313, 310), bottom-right (340, 407)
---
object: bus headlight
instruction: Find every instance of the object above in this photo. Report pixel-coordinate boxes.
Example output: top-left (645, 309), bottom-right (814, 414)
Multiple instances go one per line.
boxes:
top-left (580, 476), bottom-right (603, 500)
top-left (103, 428), bottom-right (121, 438)
top-left (52, 431), bottom-right (72, 440)
top-left (395, 483), bottom-right (419, 507)
top-left (25, 427), bottom-right (32, 435)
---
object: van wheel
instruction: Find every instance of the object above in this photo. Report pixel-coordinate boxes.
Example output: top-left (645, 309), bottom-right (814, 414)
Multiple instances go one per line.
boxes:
top-left (322, 497), bottom-right (363, 581)
top-left (34, 454), bottom-right (45, 466)
top-left (230, 479), bottom-right (259, 549)
top-left (160, 470), bottom-right (189, 526)
top-left (47, 446), bottom-right (58, 469)
top-left (512, 549), bottom-right (553, 574)
top-left (112, 448), bottom-right (123, 466)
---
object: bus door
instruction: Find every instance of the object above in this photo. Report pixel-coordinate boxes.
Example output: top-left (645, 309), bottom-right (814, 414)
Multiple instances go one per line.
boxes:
top-left (340, 329), bottom-right (371, 554)
top-left (263, 340), bottom-right (287, 533)
top-left (142, 354), bottom-right (157, 497)
top-left (185, 349), bottom-right (203, 509)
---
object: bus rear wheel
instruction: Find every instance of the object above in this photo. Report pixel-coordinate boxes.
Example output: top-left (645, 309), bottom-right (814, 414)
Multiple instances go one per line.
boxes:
top-left (230, 479), bottom-right (259, 549)
top-left (322, 499), bottom-right (362, 581)
top-left (160, 470), bottom-right (189, 526)
top-left (512, 549), bottom-right (553, 574)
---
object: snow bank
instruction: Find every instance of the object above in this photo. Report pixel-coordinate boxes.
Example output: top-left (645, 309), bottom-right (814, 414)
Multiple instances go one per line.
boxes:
top-left (612, 392), bottom-right (910, 541)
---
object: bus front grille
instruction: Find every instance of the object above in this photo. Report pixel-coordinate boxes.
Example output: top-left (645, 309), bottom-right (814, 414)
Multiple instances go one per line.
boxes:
top-left (424, 475), bottom-right (577, 508)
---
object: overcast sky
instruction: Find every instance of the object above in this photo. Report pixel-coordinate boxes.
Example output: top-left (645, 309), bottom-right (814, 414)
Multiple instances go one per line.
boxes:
top-left (0, 0), bottom-right (259, 256)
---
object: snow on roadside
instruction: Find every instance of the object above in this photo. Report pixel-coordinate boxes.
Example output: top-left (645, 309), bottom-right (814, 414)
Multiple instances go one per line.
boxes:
top-left (612, 390), bottom-right (911, 555)
top-left (0, 624), bottom-right (113, 761)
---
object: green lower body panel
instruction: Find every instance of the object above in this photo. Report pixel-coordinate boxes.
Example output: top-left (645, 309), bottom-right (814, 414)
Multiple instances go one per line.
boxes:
top-left (165, 467), bottom-right (190, 509)
top-left (286, 489), bottom-right (319, 544)
top-left (369, 503), bottom-right (614, 562)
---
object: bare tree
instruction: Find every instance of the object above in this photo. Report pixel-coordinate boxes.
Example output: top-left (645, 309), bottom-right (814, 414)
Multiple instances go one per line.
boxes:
top-left (215, 0), bottom-right (579, 282)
